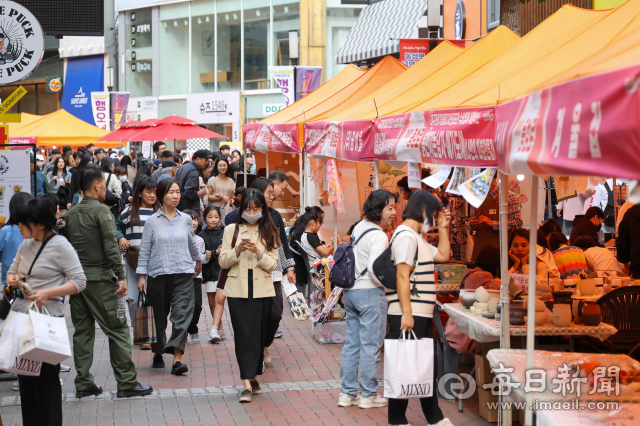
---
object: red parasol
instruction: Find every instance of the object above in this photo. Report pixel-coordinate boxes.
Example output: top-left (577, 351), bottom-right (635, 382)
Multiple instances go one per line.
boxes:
top-left (96, 119), bottom-right (159, 142)
top-left (130, 123), bottom-right (227, 141)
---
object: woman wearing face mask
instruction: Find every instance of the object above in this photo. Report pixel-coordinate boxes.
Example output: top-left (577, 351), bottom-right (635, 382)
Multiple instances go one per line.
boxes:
top-left (508, 228), bottom-right (560, 284)
top-left (386, 190), bottom-right (453, 426)
top-left (115, 178), bottom-right (159, 337)
top-left (207, 157), bottom-right (236, 207)
top-left (46, 157), bottom-right (72, 214)
top-left (218, 188), bottom-right (279, 403)
top-left (136, 179), bottom-right (203, 375)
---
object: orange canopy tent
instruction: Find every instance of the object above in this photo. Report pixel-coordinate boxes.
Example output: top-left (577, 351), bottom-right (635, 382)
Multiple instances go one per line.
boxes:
top-left (8, 109), bottom-right (118, 148)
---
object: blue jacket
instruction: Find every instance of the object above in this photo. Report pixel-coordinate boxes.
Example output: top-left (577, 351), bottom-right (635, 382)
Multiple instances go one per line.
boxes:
top-left (0, 225), bottom-right (23, 284)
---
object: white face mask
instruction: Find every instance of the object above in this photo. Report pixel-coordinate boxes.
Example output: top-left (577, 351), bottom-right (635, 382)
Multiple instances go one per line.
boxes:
top-left (119, 175), bottom-right (127, 182)
top-left (242, 211), bottom-right (262, 224)
top-left (421, 219), bottom-right (432, 234)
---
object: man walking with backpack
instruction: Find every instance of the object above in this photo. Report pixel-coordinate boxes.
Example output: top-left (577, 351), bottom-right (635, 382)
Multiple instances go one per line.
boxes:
top-left (337, 190), bottom-right (396, 409)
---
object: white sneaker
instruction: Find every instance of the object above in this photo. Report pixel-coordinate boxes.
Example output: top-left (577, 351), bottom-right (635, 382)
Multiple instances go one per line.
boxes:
top-left (60, 364), bottom-right (71, 372)
top-left (190, 333), bottom-right (200, 343)
top-left (12, 380), bottom-right (19, 391)
top-left (264, 347), bottom-right (272, 365)
top-left (430, 419), bottom-right (454, 426)
top-left (337, 392), bottom-right (360, 407)
top-left (217, 327), bottom-right (226, 339)
top-left (358, 394), bottom-right (387, 409)
top-left (208, 328), bottom-right (221, 343)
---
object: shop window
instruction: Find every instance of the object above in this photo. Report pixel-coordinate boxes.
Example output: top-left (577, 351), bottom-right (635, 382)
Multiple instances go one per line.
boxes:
top-left (126, 8), bottom-right (153, 97)
top-left (327, 7), bottom-right (362, 80)
top-left (243, 0), bottom-right (270, 91)
top-left (191, 0), bottom-right (216, 94)
top-left (487, 0), bottom-right (500, 31)
top-left (0, 83), bottom-right (59, 115)
top-left (273, 1), bottom-right (300, 66)
top-left (159, 3), bottom-right (190, 96)
top-left (217, 0), bottom-right (242, 92)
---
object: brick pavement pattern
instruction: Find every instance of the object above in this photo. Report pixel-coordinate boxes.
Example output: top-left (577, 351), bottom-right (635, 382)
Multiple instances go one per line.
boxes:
top-left (0, 293), bottom-right (490, 426)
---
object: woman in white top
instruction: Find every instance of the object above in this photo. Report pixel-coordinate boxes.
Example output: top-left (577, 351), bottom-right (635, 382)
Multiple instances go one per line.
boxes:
top-left (207, 156), bottom-right (236, 207)
top-left (387, 190), bottom-right (453, 426)
top-left (101, 157), bottom-right (122, 196)
top-left (508, 228), bottom-right (561, 284)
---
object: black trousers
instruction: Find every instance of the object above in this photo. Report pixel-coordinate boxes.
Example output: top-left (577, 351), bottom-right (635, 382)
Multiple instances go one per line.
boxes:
top-left (387, 315), bottom-right (444, 426)
top-left (19, 363), bottom-right (62, 426)
top-left (146, 273), bottom-right (194, 355)
top-left (265, 280), bottom-right (283, 347)
top-left (227, 269), bottom-right (273, 380)
top-left (187, 277), bottom-right (203, 335)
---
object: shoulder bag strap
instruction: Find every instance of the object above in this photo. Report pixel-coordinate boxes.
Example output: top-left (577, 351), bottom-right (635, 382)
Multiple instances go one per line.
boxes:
top-left (27, 233), bottom-right (56, 279)
top-left (231, 224), bottom-right (240, 247)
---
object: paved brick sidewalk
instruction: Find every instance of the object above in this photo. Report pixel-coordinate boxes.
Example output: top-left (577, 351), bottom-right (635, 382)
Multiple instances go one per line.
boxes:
top-left (0, 293), bottom-right (490, 426)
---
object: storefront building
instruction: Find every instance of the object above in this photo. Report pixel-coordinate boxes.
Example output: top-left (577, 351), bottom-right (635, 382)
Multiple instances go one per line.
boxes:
top-left (116, 0), bottom-right (364, 151)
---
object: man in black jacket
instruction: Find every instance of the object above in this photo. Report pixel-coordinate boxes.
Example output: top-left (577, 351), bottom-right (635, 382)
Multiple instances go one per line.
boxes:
top-left (175, 149), bottom-right (212, 216)
top-left (617, 204), bottom-right (640, 277)
top-left (569, 207), bottom-right (604, 247)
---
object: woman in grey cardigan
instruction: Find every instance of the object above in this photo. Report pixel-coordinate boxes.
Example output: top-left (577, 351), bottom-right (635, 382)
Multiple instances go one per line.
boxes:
top-left (7, 196), bottom-right (86, 426)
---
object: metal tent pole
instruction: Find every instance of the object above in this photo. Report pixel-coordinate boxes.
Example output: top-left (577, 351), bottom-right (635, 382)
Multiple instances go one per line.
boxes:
top-left (498, 171), bottom-right (512, 426)
top-left (524, 175), bottom-right (540, 426)
top-left (299, 151), bottom-right (304, 211)
top-left (374, 160), bottom-right (380, 189)
top-left (547, 177), bottom-right (553, 222)
top-left (266, 151), bottom-right (269, 175)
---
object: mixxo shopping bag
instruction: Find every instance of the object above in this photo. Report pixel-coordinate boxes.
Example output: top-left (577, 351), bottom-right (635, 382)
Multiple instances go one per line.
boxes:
top-left (19, 307), bottom-right (71, 364)
top-left (384, 331), bottom-right (434, 399)
top-left (133, 292), bottom-right (156, 345)
top-left (0, 310), bottom-right (42, 376)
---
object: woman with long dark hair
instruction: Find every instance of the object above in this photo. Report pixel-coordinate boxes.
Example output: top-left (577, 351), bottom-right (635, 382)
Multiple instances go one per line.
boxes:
top-left (46, 156), bottom-right (71, 213)
top-left (0, 192), bottom-right (32, 285)
top-left (218, 188), bottom-right (279, 403)
top-left (116, 178), bottom-right (159, 334)
top-left (136, 179), bottom-right (203, 375)
top-left (68, 154), bottom-right (92, 209)
top-left (207, 156), bottom-right (236, 207)
top-left (508, 228), bottom-right (560, 284)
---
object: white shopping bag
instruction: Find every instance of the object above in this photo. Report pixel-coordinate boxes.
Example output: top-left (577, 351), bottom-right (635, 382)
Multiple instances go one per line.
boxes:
top-left (384, 331), bottom-right (434, 399)
top-left (0, 310), bottom-right (42, 376)
top-left (19, 308), bottom-right (71, 364)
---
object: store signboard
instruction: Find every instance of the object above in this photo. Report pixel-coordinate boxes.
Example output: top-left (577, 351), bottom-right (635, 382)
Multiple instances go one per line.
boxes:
top-left (62, 55), bottom-right (104, 125)
top-left (269, 66), bottom-right (295, 106)
top-left (304, 120), bottom-right (375, 162)
top-left (186, 91), bottom-right (240, 125)
top-left (262, 103), bottom-right (285, 116)
top-left (91, 92), bottom-right (110, 130)
top-left (496, 63), bottom-right (640, 181)
top-left (243, 123), bottom-right (300, 154)
top-left (46, 77), bottom-right (62, 93)
top-left (399, 39), bottom-right (431, 67)
top-left (373, 107), bottom-right (498, 167)
top-left (0, 149), bottom-right (31, 224)
top-left (126, 96), bottom-right (158, 122)
top-left (110, 92), bottom-right (130, 131)
top-left (296, 67), bottom-right (322, 101)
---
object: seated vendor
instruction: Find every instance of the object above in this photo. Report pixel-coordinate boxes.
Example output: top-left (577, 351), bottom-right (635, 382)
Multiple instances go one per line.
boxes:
top-left (574, 235), bottom-right (623, 274)
top-left (549, 232), bottom-right (590, 280)
top-left (508, 228), bottom-right (560, 284)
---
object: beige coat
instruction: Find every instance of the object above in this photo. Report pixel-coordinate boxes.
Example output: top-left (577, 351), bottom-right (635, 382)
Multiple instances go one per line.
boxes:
top-left (219, 223), bottom-right (278, 298)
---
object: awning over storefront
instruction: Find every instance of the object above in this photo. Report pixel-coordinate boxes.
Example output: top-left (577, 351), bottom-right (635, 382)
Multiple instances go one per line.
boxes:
top-left (335, 0), bottom-right (428, 64)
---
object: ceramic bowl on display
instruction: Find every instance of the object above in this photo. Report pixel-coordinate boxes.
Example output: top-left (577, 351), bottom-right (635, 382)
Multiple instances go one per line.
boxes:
top-left (475, 302), bottom-right (489, 313)
top-left (510, 308), bottom-right (526, 326)
top-left (462, 291), bottom-right (476, 309)
top-left (583, 314), bottom-right (602, 326)
top-left (470, 306), bottom-right (476, 314)
top-left (579, 278), bottom-right (596, 296)
top-left (475, 287), bottom-right (490, 303)
top-left (510, 300), bottom-right (525, 310)
top-left (552, 303), bottom-right (572, 327)
top-left (482, 311), bottom-right (495, 319)
top-left (488, 298), bottom-right (499, 313)
top-left (494, 313), bottom-right (501, 321)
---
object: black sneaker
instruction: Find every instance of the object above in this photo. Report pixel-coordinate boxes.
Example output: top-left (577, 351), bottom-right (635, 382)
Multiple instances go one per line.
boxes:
top-left (274, 330), bottom-right (283, 338)
top-left (239, 388), bottom-right (253, 403)
top-left (250, 379), bottom-right (262, 395)
top-left (76, 384), bottom-right (103, 398)
top-left (152, 354), bottom-right (165, 369)
top-left (171, 361), bottom-right (188, 375)
top-left (116, 383), bottom-right (153, 398)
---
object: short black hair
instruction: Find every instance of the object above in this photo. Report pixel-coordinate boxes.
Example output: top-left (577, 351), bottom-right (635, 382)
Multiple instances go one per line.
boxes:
top-left (160, 150), bottom-right (173, 159)
top-left (585, 207), bottom-right (605, 219)
top-left (87, 143), bottom-right (95, 149)
top-left (475, 245), bottom-right (500, 278)
top-left (15, 197), bottom-right (57, 231)
top-left (62, 145), bottom-right (72, 154)
top-left (6, 192), bottom-right (33, 226)
top-left (156, 178), bottom-right (179, 203)
top-left (548, 232), bottom-right (568, 251)
top-left (402, 190), bottom-right (442, 228)
top-left (235, 186), bottom-right (246, 197)
top-left (172, 153), bottom-right (182, 164)
top-left (574, 235), bottom-right (597, 250)
top-left (219, 144), bottom-right (230, 152)
top-left (51, 148), bottom-right (61, 155)
top-left (363, 190), bottom-right (396, 223)
top-left (540, 219), bottom-right (562, 236)
top-left (228, 162), bottom-right (241, 175)
top-left (94, 148), bottom-right (105, 155)
top-left (182, 209), bottom-right (203, 233)
top-left (80, 167), bottom-right (105, 193)
top-left (153, 141), bottom-right (166, 153)
top-left (268, 170), bottom-right (289, 184)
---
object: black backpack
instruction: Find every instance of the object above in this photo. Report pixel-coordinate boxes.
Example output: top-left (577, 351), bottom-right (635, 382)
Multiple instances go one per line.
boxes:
top-left (104, 174), bottom-right (120, 207)
top-left (329, 228), bottom-right (381, 289)
top-left (371, 230), bottom-right (418, 290)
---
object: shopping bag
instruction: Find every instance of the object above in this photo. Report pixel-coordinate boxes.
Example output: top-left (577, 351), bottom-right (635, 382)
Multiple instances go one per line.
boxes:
top-left (384, 331), bottom-right (434, 399)
top-left (19, 308), bottom-right (71, 364)
top-left (133, 292), bottom-right (156, 345)
top-left (0, 310), bottom-right (42, 376)
top-left (287, 291), bottom-right (311, 321)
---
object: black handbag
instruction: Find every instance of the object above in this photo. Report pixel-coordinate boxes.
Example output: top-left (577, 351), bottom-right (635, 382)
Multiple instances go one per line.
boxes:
top-left (104, 174), bottom-right (120, 207)
top-left (371, 230), bottom-right (418, 291)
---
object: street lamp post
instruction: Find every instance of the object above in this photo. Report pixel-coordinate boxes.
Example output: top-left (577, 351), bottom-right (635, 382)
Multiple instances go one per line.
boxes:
top-left (106, 66), bottom-right (114, 92)
top-left (289, 30), bottom-right (299, 102)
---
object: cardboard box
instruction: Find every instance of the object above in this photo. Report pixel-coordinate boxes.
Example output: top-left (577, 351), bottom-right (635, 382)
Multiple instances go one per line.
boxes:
top-left (475, 354), bottom-right (495, 386)
top-left (434, 264), bottom-right (468, 284)
top-left (478, 387), bottom-right (500, 422)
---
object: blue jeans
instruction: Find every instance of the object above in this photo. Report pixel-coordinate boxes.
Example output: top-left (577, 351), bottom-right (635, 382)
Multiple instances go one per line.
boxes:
top-left (544, 203), bottom-right (563, 230)
top-left (125, 256), bottom-right (140, 325)
top-left (340, 287), bottom-right (387, 397)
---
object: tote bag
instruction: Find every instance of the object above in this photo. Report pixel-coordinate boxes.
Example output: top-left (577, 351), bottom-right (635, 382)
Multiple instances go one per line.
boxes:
top-left (19, 307), bottom-right (72, 364)
top-left (133, 292), bottom-right (157, 345)
top-left (0, 310), bottom-right (42, 376)
top-left (384, 331), bottom-right (434, 399)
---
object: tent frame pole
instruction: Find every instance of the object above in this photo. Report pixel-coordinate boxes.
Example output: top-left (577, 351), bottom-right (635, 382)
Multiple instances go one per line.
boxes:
top-left (266, 151), bottom-right (269, 176)
top-left (299, 151), bottom-right (304, 211)
top-left (374, 160), bottom-right (380, 189)
top-left (498, 171), bottom-right (512, 426)
top-left (525, 175), bottom-right (539, 426)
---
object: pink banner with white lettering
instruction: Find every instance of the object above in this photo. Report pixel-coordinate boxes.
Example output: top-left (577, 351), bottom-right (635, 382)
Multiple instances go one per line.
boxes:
top-left (496, 64), bottom-right (640, 180)
top-left (303, 120), bottom-right (375, 162)
top-left (242, 123), bottom-right (300, 154)
top-left (373, 108), bottom-right (498, 166)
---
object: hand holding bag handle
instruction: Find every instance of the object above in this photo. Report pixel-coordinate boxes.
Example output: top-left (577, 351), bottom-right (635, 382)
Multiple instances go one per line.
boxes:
top-left (137, 291), bottom-right (149, 309)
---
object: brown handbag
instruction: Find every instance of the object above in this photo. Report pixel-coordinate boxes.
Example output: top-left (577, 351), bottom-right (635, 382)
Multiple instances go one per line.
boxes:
top-left (125, 246), bottom-right (140, 270)
top-left (216, 224), bottom-right (240, 290)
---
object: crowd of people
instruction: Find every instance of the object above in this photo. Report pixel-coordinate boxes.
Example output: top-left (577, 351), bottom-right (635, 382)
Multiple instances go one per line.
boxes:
top-left (4, 144), bottom-right (640, 426)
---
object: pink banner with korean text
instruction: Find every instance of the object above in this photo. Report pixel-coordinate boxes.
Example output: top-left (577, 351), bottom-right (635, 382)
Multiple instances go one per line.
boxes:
top-left (303, 120), bottom-right (376, 162)
top-left (242, 123), bottom-right (301, 154)
top-left (373, 108), bottom-right (498, 166)
top-left (496, 63), bottom-right (640, 180)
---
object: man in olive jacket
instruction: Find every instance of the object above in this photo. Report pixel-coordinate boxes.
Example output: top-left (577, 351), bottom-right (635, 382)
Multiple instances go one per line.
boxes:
top-left (61, 167), bottom-right (152, 398)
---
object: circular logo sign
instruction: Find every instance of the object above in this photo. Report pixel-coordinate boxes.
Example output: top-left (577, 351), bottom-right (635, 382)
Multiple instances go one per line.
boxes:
top-left (454, 0), bottom-right (466, 40)
top-left (0, 1), bottom-right (45, 84)
top-left (48, 77), bottom-right (61, 92)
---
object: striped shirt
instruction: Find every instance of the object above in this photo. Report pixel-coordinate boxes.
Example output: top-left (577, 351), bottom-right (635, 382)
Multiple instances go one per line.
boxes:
top-left (386, 225), bottom-right (438, 318)
top-left (116, 206), bottom-right (155, 246)
top-left (193, 234), bottom-right (209, 279)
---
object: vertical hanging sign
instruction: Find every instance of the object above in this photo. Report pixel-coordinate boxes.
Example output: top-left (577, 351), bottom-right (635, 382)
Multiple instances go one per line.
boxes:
top-left (269, 66), bottom-right (294, 106)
